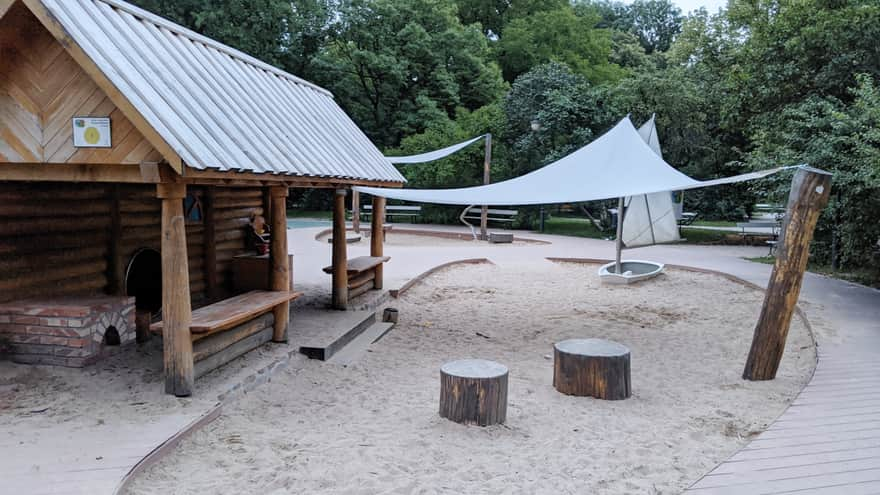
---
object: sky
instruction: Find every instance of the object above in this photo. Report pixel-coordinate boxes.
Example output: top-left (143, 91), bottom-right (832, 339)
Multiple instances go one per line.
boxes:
top-left (621, 0), bottom-right (728, 14)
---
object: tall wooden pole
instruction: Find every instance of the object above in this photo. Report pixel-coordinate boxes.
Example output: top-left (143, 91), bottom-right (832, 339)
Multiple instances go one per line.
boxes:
top-left (371, 195), bottom-right (386, 289)
top-left (352, 189), bottom-right (361, 234)
top-left (743, 166), bottom-right (831, 380)
top-left (331, 189), bottom-right (349, 309)
top-left (480, 134), bottom-right (492, 241)
top-left (157, 183), bottom-right (193, 397)
top-left (203, 186), bottom-right (218, 301)
top-left (269, 186), bottom-right (290, 342)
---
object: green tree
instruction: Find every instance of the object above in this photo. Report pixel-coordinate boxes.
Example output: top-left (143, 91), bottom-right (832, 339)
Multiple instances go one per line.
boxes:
top-left (580, 0), bottom-right (683, 53)
top-left (457, 0), bottom-right (567, 36)
top-left (313, 0), bottom-right (506, 147)
top-left (495, 6), bottom-right (621, 82)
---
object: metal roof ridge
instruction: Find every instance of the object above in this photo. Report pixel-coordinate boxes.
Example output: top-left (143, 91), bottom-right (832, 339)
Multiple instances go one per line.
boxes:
top-left (92, 0), bottom-right (335, 98)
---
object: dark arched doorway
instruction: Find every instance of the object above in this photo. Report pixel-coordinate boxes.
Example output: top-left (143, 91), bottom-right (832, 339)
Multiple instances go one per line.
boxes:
top-left (125, 248), bottom-right (162, 316)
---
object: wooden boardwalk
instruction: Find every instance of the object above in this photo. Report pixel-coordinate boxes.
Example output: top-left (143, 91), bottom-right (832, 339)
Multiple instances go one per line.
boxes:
top-left (686, 346), bottom-right (880, 493)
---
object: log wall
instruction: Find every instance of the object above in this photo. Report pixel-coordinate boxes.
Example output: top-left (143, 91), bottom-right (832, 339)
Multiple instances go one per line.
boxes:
top-left (0, 182), bottom-right (264, 306)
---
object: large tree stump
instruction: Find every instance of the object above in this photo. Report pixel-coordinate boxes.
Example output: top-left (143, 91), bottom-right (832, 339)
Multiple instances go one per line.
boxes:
top-left (553, 339), bottom-right (631, 400)
top-left (439, 359), bottom-right (508, 426)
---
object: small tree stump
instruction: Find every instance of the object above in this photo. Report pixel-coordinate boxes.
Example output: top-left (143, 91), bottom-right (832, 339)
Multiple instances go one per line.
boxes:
top-left (382, 308), bottom-right (399, 323)
top-left (553, 339), bottom-right (631, 400)
top-left (439, 359), bottom-right (508, 426)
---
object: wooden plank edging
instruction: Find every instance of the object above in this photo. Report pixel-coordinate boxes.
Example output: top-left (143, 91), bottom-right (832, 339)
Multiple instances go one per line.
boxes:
top-left (113, 403), bottom-right (222, 495)
top-left (390, 258), bottom-right (494, 299)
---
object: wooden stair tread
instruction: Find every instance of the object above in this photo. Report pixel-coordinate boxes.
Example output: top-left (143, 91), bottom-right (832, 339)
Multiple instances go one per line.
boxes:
top-left (322, 255), bottom-right (390, 275)
top-left (151, 290), bottom-right (302, 335)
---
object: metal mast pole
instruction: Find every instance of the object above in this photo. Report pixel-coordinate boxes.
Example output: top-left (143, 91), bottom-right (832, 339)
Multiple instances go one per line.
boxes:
top-left (480, 133), bottom-right (492, 241)
top-left (615, 196), bottom-right (625, 273)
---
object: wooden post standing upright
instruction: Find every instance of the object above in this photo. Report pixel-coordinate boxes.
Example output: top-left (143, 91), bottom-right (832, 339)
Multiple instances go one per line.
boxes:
top-left (269, 186), bottom-right (290, 342)
top-left (157, 183), bottom-right (194, 397)
top-left (371, 195), bottom-right (386, 290)
top-left (743, 166), bottom-right (832, 380)
top-left (352, 190), bottom-right (361, 234)
top-left (480, 133), bottom-right (492, 241)
top-left (332, 189), bottom-right (349, 310)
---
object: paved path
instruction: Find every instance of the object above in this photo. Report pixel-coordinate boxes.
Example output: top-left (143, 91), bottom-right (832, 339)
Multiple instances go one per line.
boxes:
top-left (291, 223), bottom-right (880, 494)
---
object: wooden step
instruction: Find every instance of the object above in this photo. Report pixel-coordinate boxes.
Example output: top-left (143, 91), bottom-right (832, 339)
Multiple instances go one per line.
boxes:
top-left (294, 309), bottom-right (376, 361)
top-left (327, 322), bottom-right (396, 366)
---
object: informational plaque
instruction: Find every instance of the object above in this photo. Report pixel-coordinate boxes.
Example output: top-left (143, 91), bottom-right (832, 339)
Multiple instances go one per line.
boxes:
top-left (72, 117), bottom-right (111, 148)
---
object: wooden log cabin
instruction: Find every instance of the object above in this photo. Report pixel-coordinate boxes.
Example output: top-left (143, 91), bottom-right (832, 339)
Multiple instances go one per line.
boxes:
top-left (0, 0), bottom-right (405, 395)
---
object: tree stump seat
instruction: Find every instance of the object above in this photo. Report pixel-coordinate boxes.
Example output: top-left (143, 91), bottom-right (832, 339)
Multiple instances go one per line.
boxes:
top-left (553, 338), bottom-right (631, 400)
top-left (439, 359), bottom-right (508, 426)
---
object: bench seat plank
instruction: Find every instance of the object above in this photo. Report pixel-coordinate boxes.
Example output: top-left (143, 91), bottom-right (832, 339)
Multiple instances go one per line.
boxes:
top-left (151, 290), bottom-right (303, 335)
top-left (322, 255), bottom-right (390, 275)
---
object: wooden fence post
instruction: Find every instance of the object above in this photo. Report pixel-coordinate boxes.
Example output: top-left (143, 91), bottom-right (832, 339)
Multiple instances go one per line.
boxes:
top-left (332, 189), bottom-right (349, 309)
top-left (269, 186), bottom-right (290, 342)
top-left (743, 166), bottom-right (832, 380)
top-left (371, 195), bottom-right (386, 289)
top-left (157, 182), bottom-right (194, 396)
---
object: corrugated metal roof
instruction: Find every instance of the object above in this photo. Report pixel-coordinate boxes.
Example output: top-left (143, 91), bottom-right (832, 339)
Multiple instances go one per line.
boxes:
top-left (38, 0), bottom-right (406, 183)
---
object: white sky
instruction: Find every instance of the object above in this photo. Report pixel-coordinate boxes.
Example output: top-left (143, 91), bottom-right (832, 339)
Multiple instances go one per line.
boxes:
top-left (621, 0), bottom-right (728, 14)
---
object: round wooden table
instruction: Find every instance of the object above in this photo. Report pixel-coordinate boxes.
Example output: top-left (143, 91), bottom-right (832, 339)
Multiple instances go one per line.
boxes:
top-left (439, 359), bottom-right (508, 426)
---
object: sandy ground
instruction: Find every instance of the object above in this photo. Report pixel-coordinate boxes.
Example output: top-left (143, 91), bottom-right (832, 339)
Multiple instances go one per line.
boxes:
top-left (124, 261), bottom-right (815, 495)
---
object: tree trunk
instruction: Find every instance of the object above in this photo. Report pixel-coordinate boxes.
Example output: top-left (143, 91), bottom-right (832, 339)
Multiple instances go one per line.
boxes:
top-left (158, 183), bottom-right (193, 397)
top-left (439, 359), bottom-right (508, 426)
top-left (553, 338), bottom-right (631, 400)
top-left (743, 167), bottom-right (832, 380)
top-left (332, 189), bottom-right (349, 310)
top-left (371, 195), bottom-right (386, 289)
top-left (269, 185), bottom-right (290, 342)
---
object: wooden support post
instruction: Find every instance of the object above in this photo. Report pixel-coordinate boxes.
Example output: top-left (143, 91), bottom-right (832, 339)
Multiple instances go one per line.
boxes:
top-left (269, 186), bottom-right (290, 342)
top-left (371, 195), bottom-right (386, 290)
top-left (480, 133), bottom-right (492, 241)
top-left (108, 184), bottom-right (124, 295)
top-left (743, 166), bottom-right (832, 381)
top-left (352, 189), bottom-right (361, 234)
top-left (157, 183), bottom-right (194, 397)
top-left (332, 189), bottom-right (349, 309)
top-left (203, 186), bottom-right (218, 301)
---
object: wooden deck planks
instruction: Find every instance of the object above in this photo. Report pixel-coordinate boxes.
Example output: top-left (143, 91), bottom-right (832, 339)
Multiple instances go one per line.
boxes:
top-left (686, 353), bottom-right (880, 494)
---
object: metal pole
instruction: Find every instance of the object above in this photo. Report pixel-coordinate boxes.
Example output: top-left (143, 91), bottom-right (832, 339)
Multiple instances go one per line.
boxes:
top-left (539, 206), bottom-right (545, 232)
top-left (480, 133), bottom-right (492, 241)
top-left (615, 196), bottom-right (625, 274)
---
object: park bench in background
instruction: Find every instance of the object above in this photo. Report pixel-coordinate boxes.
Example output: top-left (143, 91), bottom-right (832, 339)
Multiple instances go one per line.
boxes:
top-left (460, 205), bottom-right (518, 240)
top-left (361, 204), bottom-right (421, 223)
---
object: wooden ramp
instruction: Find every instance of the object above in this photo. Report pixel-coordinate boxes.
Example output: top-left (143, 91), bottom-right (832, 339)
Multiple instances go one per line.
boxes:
top-left (293, 309), bottom-right (377, 361)
top-left (685, 346), bottom-right (880, 494)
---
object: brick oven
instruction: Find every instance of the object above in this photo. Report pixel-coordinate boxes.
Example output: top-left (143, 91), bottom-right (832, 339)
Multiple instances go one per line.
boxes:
top-left (0, 297), bottom-right (135, 367)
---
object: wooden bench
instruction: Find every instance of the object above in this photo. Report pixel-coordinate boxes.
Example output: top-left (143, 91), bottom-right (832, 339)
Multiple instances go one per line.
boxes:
top-left (736, 221), bottom-right (782, 255)
top-left (459, 205), bottom-right (518, 239)
top-left (150, 290), bottom-right (302, 339)
top-left (362, 204), bottom-right (421, 222)
top-left (150, 290), bottom-right (302, 378)
top-left (323, 255), bottom-right (390, 299)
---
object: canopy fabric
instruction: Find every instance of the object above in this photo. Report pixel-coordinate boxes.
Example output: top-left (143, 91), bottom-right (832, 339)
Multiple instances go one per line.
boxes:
top-left (385, 135), bottom-right (486, 164)
top-left (622, 115), bottom-right (682, 248)
top-left (356, 117), bottom-right (782, 205)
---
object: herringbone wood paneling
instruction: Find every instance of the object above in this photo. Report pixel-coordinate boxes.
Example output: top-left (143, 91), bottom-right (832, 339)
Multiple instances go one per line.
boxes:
top-left (0, 3), bottom-right (162, 165)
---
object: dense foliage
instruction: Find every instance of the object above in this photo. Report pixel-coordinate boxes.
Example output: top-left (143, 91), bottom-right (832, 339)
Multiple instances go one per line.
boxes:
top-left (133, 0), bottom-right (880, 278)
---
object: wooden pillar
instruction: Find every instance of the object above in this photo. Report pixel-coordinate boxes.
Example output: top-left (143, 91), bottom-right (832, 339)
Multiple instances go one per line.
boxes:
top-left (332, 189), bottom-right (349, 309)
top-left (480, 133), bottom-right (492, 241)
top-left (371, 195), bottom-right (386, 290)
top-left (352, 189), bottom-right (361, 234)
top-left (269, 186), bottom-right (290, 342)
top-left (157, 183), bottom-right (193, 397)
top-left (203, 186), bottom-right (218, 301)
top-left (743, 167), bottom-right (832, 380)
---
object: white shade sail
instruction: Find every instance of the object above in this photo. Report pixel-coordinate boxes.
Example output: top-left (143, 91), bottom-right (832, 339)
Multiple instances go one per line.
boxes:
top-left (356, 117), bottom-right (781, 205)
top-left (622, 115), bottom-right (681, 247)
top-left (385, 135), bottom-right (486, 164)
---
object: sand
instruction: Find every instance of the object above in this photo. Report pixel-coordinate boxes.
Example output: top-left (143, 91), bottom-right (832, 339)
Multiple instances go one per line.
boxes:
top-left (124, 261), bottom-right (815, 495)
